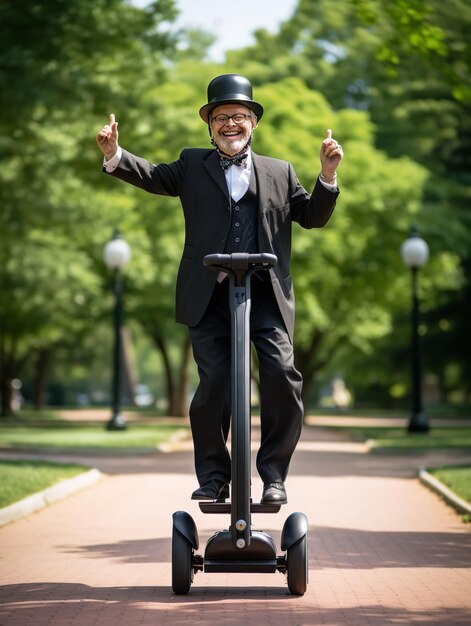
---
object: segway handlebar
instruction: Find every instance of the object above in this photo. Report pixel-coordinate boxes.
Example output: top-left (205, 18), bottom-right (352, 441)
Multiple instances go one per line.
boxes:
top-left (204, 252), bottom-right (277, 272)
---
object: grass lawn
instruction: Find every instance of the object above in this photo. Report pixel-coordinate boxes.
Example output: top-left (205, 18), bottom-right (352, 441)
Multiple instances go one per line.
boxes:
top-left (0, 414), bottom-right (189, 511)
top-left (338, 426), bottom-right (471, 451)
top-left (0, 422), bottom-right (188, 451)
top-left (429, 465), bottom-right (471, 506)
top-left (0, 460), bottom-right (89, 508)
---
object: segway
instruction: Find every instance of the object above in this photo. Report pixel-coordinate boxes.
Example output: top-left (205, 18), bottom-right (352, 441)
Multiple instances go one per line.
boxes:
top-left (172, 252), bottom-right (308, 595)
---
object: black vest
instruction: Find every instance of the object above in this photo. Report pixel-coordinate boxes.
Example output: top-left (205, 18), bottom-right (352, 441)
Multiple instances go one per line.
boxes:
top-left (224, 170), bottom-right (259, 254)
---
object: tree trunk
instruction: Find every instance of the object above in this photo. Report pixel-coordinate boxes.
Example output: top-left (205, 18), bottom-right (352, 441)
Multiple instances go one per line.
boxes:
top-left (153, 332), bottom-right (175, 415)
top-left (167, 332), bottom-right (192, 417)
top-left (33, 349), bottom-right (50, 410)
top-left (153, 329), bottom-right (193, 417)
top-left (173, 332), bottom-right (192, 417)
top-left (1, 378), bottom-right (13, 417)
top-left (295, 330), bottom-right (343, 415)
top-left (296, 331), bottom-right (325, 407)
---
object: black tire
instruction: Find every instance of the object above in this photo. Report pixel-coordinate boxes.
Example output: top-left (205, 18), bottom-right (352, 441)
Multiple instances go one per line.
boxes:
top-left (172, 526), bottom-right (193, 594)
top-left (286, 534), bottom-right (308, 596)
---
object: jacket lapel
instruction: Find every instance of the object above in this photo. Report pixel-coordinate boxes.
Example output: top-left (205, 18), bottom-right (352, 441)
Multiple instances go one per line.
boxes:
top-left (203, 150), bottom-right (230, 203)
top-left (252, 152), bottom-right (275, 251)
top-left (252, 153), bottom-right (273, 215)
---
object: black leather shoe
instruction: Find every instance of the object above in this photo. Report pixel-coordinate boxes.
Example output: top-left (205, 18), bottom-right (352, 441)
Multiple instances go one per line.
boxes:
top-left (261, 482), bottom-right (287, 504)
top-left (191, 480), bottom-right (230, 501)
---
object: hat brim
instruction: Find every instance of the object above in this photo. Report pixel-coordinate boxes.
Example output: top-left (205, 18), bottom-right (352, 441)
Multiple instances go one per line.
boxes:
top-left (199, 98), bottom-right (264, 123)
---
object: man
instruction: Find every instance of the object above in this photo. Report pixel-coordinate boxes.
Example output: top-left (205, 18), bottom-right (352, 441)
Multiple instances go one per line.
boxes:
top-left (96, 74), bottom-right (343, 504)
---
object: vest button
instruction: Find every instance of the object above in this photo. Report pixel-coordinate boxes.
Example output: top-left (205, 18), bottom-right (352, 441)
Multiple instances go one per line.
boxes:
top-left (235, 222), bottom-right (240, 227)
top-left (234, 206), bottom-right (240, 211)
top-left (235, 237), bottom-right (240, 243)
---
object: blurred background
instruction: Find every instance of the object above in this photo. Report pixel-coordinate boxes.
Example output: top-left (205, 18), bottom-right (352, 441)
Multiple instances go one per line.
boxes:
top-left (1, 0), bottom-right (470, 419)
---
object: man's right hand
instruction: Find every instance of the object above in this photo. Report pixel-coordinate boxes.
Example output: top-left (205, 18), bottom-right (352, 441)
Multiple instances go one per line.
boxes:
top-left (96, 113), bottom-right (119, 160)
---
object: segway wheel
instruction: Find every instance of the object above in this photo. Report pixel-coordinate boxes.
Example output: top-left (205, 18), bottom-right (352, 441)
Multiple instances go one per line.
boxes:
top-left (172, 525), bottom-right (194, 594)
top-left (286, 534), bottom-right (308, 596)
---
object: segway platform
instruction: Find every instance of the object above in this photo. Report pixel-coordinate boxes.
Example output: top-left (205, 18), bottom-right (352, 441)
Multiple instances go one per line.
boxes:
top-left (198, 501), bottom-right (281, 514)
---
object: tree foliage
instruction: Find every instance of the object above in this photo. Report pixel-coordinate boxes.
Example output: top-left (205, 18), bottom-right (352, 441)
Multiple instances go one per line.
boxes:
top-left (0, 0), bottom-right (179, 414)
top-left (226, 0), bottom-right (471, 403)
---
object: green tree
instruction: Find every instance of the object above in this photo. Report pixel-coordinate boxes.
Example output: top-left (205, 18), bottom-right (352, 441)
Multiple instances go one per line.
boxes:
top-left (227, 0), bottom-right (470, 404)
top-left (345, 0), bottom-right (471, 400)
top-left (0, 0), bottom-right (179, 415)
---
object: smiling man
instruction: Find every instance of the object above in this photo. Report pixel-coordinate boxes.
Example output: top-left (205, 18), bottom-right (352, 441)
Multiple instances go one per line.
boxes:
top-left (96, 74), bottom-right (343, 504)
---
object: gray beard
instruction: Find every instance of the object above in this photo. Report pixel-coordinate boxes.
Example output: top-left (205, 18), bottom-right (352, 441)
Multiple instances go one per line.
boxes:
top-left (218, 137), bottom-right (246, 155)
top-left (211, 132), bottom-right (252, 157)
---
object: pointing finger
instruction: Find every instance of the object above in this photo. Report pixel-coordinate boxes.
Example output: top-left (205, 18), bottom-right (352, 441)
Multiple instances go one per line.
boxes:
top-left (110, 113), bottom-right (115, 126)
top-left (326, 128), bottom-right (332, 139)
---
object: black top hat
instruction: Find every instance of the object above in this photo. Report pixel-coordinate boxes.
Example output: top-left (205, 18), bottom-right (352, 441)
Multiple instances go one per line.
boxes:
top-left (199, 74), bottom-right (264, 123)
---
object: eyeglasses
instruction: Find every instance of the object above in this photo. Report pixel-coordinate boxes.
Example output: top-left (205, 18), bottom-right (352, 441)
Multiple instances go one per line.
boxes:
top-left (211, 113), bottom-right (255, 125)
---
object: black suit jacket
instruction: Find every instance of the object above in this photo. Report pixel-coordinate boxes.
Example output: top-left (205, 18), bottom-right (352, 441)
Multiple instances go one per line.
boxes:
top-left (108, 147), bottom-right (339, 340)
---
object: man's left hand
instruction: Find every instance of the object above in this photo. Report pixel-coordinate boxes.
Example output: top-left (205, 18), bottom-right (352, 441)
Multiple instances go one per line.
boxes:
top-left (320, 129), bottom-right (343, 180)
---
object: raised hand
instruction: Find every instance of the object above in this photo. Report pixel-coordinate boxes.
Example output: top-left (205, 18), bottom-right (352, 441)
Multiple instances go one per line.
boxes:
top-left (96, 113), bottom-right (119, 160)
top-left (320, 128), bottom-right (343, 181)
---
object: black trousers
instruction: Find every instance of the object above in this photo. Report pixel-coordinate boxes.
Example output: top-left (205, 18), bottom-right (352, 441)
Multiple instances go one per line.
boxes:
top-left (188, 275), bottom-right (304, 486)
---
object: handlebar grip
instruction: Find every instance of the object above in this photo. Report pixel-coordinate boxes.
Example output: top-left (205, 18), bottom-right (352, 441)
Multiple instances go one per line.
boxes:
top-left (204, 252), bottom-right (278, 270)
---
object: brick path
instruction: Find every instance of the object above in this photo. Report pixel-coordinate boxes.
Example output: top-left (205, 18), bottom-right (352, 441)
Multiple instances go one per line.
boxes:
top-left (0, 425), bottom-right (470, 625)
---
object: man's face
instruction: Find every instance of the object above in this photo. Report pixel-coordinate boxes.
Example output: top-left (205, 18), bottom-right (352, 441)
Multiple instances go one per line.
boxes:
top-left (209, 104), bottom-right (257, 156)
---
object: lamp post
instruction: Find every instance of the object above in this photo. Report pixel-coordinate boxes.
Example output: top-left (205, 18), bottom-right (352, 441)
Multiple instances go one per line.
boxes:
top-left (103, 229), bottom-right (132, 430)
top-left (400, 226), bottom-right (429, 433)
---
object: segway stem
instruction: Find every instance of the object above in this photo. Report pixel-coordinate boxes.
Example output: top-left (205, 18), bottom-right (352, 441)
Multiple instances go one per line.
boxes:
top-left (230, 273), bottom-right (251, 548)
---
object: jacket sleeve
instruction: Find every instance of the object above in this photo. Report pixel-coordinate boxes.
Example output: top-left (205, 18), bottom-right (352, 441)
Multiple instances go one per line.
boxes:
top-left (288, 164), bottom-right (339, 229)
top-left (105, 148), bottom-right (187, 197)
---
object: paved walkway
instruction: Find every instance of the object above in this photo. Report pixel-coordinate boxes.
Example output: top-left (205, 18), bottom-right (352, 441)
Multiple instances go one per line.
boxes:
top-left (0, 425), bottom-right (470, 625)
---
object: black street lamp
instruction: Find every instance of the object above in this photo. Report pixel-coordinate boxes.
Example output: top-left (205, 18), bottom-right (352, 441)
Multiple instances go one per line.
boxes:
top-left (400, 226), bottom-right (429, 433)
top-left (103, 229), bottom-right (132, 431)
